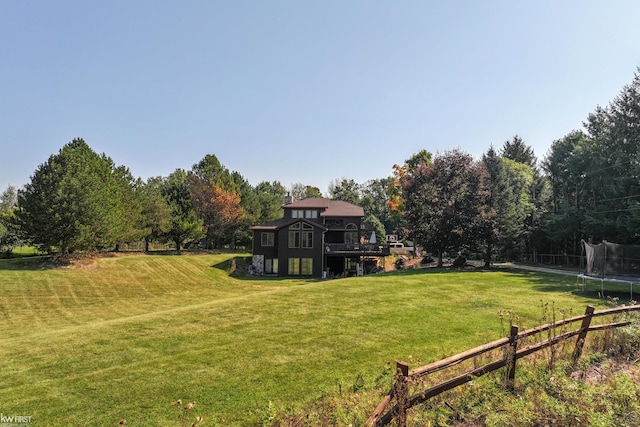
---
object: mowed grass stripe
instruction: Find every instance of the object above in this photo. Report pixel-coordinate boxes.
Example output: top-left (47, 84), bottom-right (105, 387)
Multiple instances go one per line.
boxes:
top-left (0, 254), bottom-right (263, 338)
top-left (0, 253), bottom-right (604, 426)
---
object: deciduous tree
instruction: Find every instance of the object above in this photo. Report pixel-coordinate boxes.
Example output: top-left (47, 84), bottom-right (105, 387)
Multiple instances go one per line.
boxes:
top-left (402, 149), bottom-right (485, 266)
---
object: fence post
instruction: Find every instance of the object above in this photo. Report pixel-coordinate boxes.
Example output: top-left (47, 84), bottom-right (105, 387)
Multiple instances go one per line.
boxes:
top-left (572, 305), bottom-right (595, 364)
top-left (395, 360), bottom-right (409, 427)
top-left (506, 325), bottom-right (519, 389)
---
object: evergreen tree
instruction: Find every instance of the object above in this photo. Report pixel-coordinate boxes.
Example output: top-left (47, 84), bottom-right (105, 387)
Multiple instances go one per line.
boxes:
top-left (328, 178), bottom-right (361, 205)
top-left (0, 185), bottom-right (20, 257)
top-left (501, 135), bottom-right (537, 170)
top-left (161, 169), bottom-right (204, 251)
top-left (254, 181), bottom-right (287, 223)
top-left (138, 177), bottom-right (173, 252)
top-left (16, 139), bottom-right (132, 253)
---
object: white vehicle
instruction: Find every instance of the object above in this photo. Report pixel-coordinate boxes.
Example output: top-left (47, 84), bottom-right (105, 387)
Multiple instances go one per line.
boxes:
top-left (390, 242), bottom-right (416, 256)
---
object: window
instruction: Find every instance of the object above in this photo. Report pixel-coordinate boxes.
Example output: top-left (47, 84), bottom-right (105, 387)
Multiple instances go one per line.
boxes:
top-left (302, 231), bottom-right (313, 248)
top-left (265, 258), bottom-right (278, 274)
top-left (301, 258), bottom-right (313, 275)
top-left (261, 232), bottom-right (274, 246)
top-left (290, 222), bottom-right (313, 248)
top-left (288, 258), bottom-right (313, 275)
top-left (345, 223), bottom-right (358, 245)
top-left (302, 223), bottom-right (313, 248)
top-left (305, 210), bottom-right (318, 219)
top-left (288, 258), bottom-right (300, 275)
top-left (291, 209), bottom-right (304, 218)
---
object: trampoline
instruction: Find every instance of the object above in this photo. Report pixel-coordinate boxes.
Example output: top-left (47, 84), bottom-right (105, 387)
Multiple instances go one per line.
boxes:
top-left (579, 240), bottom-right (640, 300)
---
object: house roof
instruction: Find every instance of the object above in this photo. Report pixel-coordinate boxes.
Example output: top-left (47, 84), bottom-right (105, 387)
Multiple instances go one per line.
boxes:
top-left (284, 198), bottom-right (364, 217)
top-left (250, 217), bottom-right (328, 231)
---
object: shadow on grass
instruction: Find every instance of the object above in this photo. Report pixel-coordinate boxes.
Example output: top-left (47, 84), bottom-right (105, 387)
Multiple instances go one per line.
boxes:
top-left (0, 255), bottom-right (58, 271)
top-left (492, 267), bottom-right (640, 304)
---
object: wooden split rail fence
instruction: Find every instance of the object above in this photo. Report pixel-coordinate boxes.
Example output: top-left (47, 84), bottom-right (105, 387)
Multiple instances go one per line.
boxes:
top-left (367, 304), bottom-right (640, 427)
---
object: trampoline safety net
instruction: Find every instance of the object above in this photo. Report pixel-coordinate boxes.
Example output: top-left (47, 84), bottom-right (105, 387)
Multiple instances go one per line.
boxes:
top-left (583, 240), bottom-right (640, 278)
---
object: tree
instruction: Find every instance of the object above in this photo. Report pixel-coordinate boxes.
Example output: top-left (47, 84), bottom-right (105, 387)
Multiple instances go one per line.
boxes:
top-left (161, 169), bottom-right (204, 251)
top-left (110, 165), bottom-right (146, 249)
top-left (402, 149), bottom-right (485, 266)
top-left (364, 214), bottom-right (387, 245)
top-left (187, 155), bottom-right (246, 249)
top-left (479, 147), bottom-right (504, 266)
top-left (16, 139), bottom-right (133, 253)
top-left (0, 185), bottom-right (20, 257)
top-left (539, 68), bottom-right (640, 251)
top-left (501, 135), bottom-right (537, 170)
top-left (387, 150), bottom-right (433, 233)
top-left (541, 131), bottom-right (589, 254)
top-left (231, 172), bottom-right (259, 248)
top-left (328, 178), bottom-right (361, 204)
top-left (188, 176), bottom-right (243, 249)
top-left (500, 158), bottom-right (535, 260)
top-left (191, 154), bottom-right (235, 189)
top-left (360, 178), bottom-right (395, 237)
top-left (404, 149), bottom-right (432, 171)
top-left (289, 183), bottom-right (322, 201)
top-left (138, 177), bottom-right (173, 252)
top-left (254, 181), bottom-right (287, 223)
top-left (0, 185), bottom-right (17, 212)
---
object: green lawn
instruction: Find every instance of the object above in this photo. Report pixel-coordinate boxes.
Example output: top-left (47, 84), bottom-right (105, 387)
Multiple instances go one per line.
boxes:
top-left (0, 253), bottom-right (608, 426)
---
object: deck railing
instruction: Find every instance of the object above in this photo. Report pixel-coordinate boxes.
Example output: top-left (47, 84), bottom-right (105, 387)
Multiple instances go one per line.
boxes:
top-left (324, 243), bottom-right (390, 256)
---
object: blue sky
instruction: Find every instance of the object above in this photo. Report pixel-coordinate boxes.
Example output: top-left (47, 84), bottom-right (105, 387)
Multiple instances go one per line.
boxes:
top-left (2, 1), bottom-right (639, 194)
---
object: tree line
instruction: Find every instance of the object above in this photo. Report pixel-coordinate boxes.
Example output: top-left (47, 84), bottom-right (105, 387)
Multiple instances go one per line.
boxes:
top-left (1, 68), bottom-right (639, 262)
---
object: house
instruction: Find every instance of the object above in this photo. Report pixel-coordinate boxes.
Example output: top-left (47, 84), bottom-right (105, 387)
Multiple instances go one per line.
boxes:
top-left (250, 197), bottom-right (390, 277)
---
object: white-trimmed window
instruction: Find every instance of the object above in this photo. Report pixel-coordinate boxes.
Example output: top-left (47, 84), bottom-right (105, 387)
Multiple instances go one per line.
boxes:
top-left (288, 258), bottom-right (313, 275)
top-left (301, 258), bottom-right (313, 275)
top-left (302, 223), bottom-right (313, 248)
top-left (289, 222), bottom-right (313, 248)
top-left (261, 232), bottom-right (274, 246)
top-left (291, 209), bottom-right (317, 219)
top-left (289, 223), bottom-right (300, 248)
top-left (345, 223), bottom-right (358, 245)
top-left (265, 258), bottom-right (278, 274)
top-left (288, 258), bottom-right (300, 275)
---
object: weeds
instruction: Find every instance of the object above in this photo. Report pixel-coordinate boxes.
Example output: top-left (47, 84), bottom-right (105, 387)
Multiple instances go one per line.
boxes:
top-left (261, 304), bottom-right (640, 427)
top-left (171, 399), bottom-right (203, 427)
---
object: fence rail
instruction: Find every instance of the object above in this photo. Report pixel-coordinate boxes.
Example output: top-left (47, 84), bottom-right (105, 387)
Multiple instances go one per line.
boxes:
top-left (367, 304), bottom-right (640, 427)
top-left (526, 253), bottom-right (584, 267)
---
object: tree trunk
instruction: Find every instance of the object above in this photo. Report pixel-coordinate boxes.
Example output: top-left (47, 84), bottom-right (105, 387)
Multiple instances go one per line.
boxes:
top-left (484, 240), bottom-right (492, 268)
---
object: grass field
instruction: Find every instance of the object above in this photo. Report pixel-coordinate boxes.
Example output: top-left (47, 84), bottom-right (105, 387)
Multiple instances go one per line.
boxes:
top-left (0, 253), bottom-right (612, 426)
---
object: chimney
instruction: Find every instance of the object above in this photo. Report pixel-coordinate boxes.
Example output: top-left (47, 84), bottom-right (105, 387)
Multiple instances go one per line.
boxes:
top-left (284, 192), bottom-right (293, 205)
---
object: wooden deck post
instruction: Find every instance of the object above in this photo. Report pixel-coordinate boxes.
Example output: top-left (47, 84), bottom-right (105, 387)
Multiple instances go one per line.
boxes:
top-left (506, 325), bottom-right (519, 389)
top-left (572, 305), bottom-right (595, 364)
top-left (395, 360), bottom-right (409, 427)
